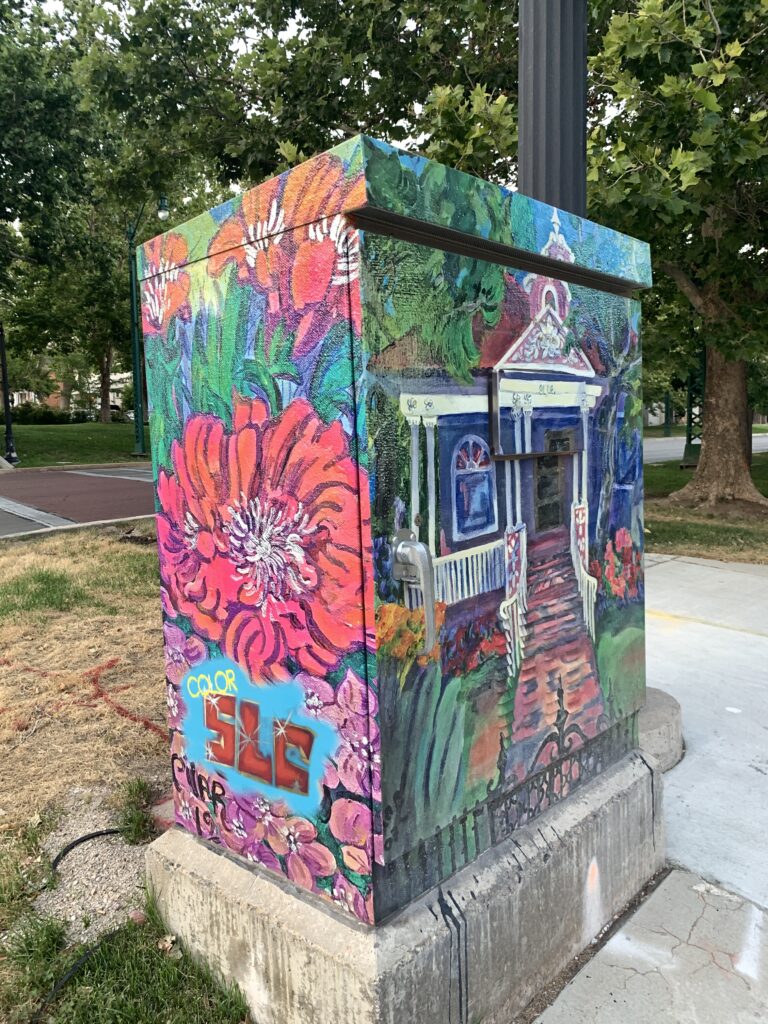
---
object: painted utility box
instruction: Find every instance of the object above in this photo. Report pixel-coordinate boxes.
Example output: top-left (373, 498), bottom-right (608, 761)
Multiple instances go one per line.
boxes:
top-left (140, 137), bottom-right (651, 925)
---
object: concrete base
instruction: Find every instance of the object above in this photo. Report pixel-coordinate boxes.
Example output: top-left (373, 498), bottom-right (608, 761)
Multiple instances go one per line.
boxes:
top-left (638, 687), bottom-right (684, 772)
top-left (147, 751), bottom-right (664, 1024)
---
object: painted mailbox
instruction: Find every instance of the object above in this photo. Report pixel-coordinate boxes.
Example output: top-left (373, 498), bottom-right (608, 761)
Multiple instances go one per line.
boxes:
top-left (140, 136), bottom-right (651, 924)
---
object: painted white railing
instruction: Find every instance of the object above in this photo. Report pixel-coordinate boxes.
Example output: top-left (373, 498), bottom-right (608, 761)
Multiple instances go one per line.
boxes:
top-left (499, 593), bottom-right (525, 678)
top-left (404, 537), bottom-right (506, 609)
top-left (517, 526), bottom-right (529, 613)
top-left (570, 504), bottom-right (597, 640)
top-left (433, 538), bottom-right (506, 605)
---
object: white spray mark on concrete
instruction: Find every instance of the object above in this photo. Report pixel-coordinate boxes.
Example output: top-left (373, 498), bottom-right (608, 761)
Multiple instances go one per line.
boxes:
top-left (582, 857), bottom-right (604, 944)
top-left (725, 706), bottom-right (743, 714)
top-left (735, 901), bottom-right (764, 982)
top-left (604, 930), bottom-right (669, 969)
top-left (693, 881), bottom-right (741, 902)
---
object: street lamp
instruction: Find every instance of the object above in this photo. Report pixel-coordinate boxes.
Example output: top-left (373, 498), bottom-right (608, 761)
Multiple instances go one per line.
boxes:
top-left (127, 195), bottom-right (171, 457)
top-left (0, 324), bottom-right (20, 466)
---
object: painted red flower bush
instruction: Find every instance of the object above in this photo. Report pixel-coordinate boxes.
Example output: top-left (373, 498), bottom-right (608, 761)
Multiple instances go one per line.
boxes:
top-left (207, 153), bottom-right (364, 353)
top-left (595, 527), bottom-right (642, 603)
top-left (141, 233), bottom-right (191, 337)
top-left (156, 394), bottom-right (367, 680)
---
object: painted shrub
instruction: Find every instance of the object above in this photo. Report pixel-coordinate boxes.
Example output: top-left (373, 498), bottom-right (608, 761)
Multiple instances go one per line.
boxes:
top-left (141, 135), bottom-right (649, 924)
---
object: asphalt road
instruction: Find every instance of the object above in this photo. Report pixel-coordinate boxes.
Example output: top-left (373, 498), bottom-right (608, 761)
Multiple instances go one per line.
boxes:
top-left (1, 434), bottom-right (767, 537)
top-left (644, 432), bottom-right (768, 463)
top-left (0, 464), bottom-right (155, 537)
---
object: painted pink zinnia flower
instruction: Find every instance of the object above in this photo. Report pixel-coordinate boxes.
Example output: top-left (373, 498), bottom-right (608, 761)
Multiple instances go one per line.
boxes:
top-left (155, 395), bottom-right (369, 680)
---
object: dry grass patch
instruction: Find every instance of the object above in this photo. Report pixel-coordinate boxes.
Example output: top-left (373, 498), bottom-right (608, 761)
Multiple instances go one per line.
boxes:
top-left (0, 526), bottom-right (168, 829)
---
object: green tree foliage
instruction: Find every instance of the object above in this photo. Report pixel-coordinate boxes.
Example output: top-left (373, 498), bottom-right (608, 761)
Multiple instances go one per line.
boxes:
top-left (589, 0), bottom-right (768, 505)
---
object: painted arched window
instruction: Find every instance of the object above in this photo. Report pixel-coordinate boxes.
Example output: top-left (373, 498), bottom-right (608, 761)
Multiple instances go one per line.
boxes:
top-left (452, 435), bottom-right (498, 540)
top-left (542, 285), bottom-right (559, 316)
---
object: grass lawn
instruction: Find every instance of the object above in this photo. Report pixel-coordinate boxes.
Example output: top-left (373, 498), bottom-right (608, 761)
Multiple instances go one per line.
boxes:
top-left (645, 453), bottom-right (768, 563)
top-left (0, 523), bottom-right (250, 1023)
top-left (0, 824), bottom-right (249, 1024)
top-left (642, 424), bottom-right (687, 437)
top-left (10, 423), bottom-right (150, 468)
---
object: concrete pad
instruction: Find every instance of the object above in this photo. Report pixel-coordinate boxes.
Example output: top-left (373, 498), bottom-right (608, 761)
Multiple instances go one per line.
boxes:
top-left (646, 557), bottom-right (768, 909)
top-left (147, 752), bottom-right (663, 1024)
top-left (638, 688), bottom-right (683, 772)
top-left (535, 869), bottom-right (768, 1024)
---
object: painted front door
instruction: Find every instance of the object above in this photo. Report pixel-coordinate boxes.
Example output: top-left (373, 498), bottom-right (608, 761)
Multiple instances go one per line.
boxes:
top-left (535, 430), bottom-right (573, 531)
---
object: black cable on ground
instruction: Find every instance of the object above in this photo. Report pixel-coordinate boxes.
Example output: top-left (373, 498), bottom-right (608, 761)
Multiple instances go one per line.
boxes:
top-left (50, 827), bottom-right (123, 871)
top-left (29, 928), bottom-right (122, 1024)
top-left (29, 827), bottom-right (128, 1021)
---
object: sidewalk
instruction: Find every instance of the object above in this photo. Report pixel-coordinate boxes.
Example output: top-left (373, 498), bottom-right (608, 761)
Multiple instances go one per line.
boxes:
top-left (536, 869), bottom-right (768, 1023)
top-left (533, 554), bottom-right (768, 1022)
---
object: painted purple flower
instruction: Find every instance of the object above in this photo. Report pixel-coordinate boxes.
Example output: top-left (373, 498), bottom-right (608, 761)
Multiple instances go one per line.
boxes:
top-left (329, 797), bottom-right (373, 875)
top-left (336, 719), bottom-right (382, 801)
top-left (163, 621), bottom-right (207, 686)
top-left (330, 871), bottom-right (368, 919)
top-left (165, 682), bottom-right (186, 731)
top-left (297, 672), bottom-right (339, 723)
top-left (230, 794), bottom-right (288, 847)
top-left (240, 839), bottom-right (282, 873)
top-left (269, 816), bottom-right (337, 891)
top-left (335, 668), bottom-right (377, 722)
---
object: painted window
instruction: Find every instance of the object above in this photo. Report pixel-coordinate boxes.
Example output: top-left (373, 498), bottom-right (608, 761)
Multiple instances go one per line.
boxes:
top-left (452, 435), bottom-right (498, 540)
top-left (543, 286), bottom-right (559, 315)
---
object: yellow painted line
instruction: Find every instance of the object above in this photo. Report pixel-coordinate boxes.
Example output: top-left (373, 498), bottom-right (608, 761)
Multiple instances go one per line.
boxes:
top-left (647, 608), bottom-right (768, 640)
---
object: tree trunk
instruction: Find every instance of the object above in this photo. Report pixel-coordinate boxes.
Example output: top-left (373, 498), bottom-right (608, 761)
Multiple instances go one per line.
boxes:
top-left (99, 346), bottom-right (112, 424)
top-left (671, 347), bottom-right (768, 507)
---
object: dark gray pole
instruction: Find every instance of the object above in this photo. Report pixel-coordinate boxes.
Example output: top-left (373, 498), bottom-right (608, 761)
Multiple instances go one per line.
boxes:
top-left (0, 324), bottom-right (19, 465)
top-left (518, 0), bottom-right (588, 217)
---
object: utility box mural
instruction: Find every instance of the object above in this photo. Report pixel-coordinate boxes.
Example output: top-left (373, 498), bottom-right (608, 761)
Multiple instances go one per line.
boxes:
top-left (140, 136), bottom-right (651, 925)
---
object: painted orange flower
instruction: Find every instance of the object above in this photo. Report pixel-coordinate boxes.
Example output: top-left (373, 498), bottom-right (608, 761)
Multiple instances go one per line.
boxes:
top-left (141, 233), bottom-right (191, 337)
top-left (207, 152), bottom-right (365, 354)
top-left (157, 394), bottom-right (369, 680)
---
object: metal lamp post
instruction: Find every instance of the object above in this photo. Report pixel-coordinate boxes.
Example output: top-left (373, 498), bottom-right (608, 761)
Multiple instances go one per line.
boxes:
top-left (518, 0), bottom-right (588, 217)
top-left (0, 323), bottom-right (19, 466)
top-left (127, 194), bottom-right (170, 457)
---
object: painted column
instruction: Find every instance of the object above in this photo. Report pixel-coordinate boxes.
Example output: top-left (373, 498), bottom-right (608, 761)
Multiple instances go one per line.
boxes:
top-left (513, 397), bottom-right (523, 525)
top-left (523, 394), bottom-right (533, 453)
top-left (580, 397), bottom-right (589, 504)
top-left (424, 417), bottom-right (437, 557)
top-left (572, 452), bottom-right (579, 505)
top-left (505, 461), bottom-right (513, 530)
top-left (407, 415), bottom-right (421, 536)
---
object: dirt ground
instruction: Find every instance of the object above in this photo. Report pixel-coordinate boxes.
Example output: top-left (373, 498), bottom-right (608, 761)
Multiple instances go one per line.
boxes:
top-left (0, 525), bottom-right (168, 830)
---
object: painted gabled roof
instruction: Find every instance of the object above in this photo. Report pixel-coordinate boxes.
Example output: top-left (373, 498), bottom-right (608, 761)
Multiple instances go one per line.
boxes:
top-left (139, 135), bottom-right (651, 291)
